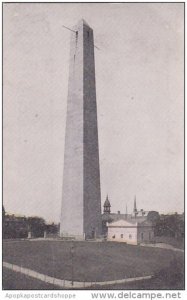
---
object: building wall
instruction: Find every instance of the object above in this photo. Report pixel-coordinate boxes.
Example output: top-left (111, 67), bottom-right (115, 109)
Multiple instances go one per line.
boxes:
top-left (137, 226), bottom-right (154, 244)
top-left (107, 226), bottom-right (138, 245)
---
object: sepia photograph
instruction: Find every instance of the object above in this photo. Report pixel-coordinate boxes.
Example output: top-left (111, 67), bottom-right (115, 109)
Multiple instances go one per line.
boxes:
top-left (2, 1), bottom-right (184, 291)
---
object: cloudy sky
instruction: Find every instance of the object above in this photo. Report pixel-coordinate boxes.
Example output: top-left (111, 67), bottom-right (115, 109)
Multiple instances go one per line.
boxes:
top-left (3, 3), bottom-right (184, 222)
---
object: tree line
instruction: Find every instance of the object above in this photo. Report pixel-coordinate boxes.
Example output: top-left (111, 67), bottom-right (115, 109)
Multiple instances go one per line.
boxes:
top-left (3, 206), bottom-right (59, 239)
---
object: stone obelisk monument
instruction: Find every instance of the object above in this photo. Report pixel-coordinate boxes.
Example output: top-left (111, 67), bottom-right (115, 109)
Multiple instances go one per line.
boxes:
top-left (60, 19), bottom-right (102, 239)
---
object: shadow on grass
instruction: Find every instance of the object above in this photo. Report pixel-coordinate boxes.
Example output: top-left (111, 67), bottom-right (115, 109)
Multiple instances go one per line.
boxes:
top-left (89, 255), bottom-right (184, 290)
top-left (152, 255), bottom-right (184, 290)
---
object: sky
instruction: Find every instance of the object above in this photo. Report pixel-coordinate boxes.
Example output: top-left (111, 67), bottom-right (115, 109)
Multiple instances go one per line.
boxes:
top-left (3, 3), bottom-right (184, 222)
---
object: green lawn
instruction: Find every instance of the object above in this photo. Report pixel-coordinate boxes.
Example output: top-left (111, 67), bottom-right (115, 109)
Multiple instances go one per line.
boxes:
top-left (3, 240), bottom-right (184, 288)
top-left (3, 268), bottom-right (56, 290)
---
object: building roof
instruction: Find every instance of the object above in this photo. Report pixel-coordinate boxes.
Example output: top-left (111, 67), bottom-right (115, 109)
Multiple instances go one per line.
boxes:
top-left (135, 211), bottom-right (149, 217)
top-left (107, 219), bottom-right (137, 227)
top-left (102, 213), bottom-right (147, 223)
top-left (107, 219), bottom-right (152, 227)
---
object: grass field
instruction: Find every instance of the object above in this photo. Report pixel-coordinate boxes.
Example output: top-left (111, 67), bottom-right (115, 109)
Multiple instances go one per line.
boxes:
top-left (3, 268), bottom-right (56, 290)
top-left (3, 240), bottom-right (184, 289)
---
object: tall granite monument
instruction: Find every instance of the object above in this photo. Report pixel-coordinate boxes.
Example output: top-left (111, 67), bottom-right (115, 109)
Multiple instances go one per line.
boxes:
top-left (60, 19), bottom-right (102, 239)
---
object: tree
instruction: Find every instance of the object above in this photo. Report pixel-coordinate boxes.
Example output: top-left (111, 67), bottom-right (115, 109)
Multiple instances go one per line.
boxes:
top-left (154, 213), bottom-right (184, 238)
top-left (27, 217), bottom-right (46, 238)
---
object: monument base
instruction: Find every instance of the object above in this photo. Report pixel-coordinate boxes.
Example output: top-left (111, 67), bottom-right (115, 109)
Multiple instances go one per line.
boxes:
top-left (60, 232), bottom-right (85, 241)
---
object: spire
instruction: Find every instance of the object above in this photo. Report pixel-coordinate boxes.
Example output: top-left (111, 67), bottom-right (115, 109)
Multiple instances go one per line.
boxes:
top-left (133, 195), bottom-right (138, 219)
top-left (103, 195), bottom-right (111, 214)
top-left (125, 204), bottom-right (128, 220)
top-left (133, 195), bottom-right (137, 213)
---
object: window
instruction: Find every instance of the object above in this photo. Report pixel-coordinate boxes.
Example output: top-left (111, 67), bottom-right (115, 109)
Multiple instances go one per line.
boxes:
top-left (121, 234), bottom-right (123, 238)
top-left (141, 233), bottom-right (144, 241)
top-left (129, 234), bottom-right (132, 239)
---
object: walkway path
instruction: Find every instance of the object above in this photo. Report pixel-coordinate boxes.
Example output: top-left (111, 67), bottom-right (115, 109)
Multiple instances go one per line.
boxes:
top-left (3, 261), bottom-right (153, 289)
top-left (140, 243), bottom-right (184, 253)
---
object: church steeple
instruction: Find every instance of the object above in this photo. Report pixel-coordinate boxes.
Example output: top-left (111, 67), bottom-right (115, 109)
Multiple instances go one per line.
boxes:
top-left (133, 195), bottom-right (138, 218)
top-left (125, 204), bottom-right (128, 219)
top-left (103, 195), bottom-right (111, 214)
top-left (133, 195), bottom-right (137, 213)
